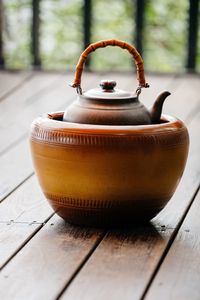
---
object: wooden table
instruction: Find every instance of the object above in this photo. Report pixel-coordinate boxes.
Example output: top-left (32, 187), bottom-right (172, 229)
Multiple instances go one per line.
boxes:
top-left (0, 70), bottom-right (200, 300)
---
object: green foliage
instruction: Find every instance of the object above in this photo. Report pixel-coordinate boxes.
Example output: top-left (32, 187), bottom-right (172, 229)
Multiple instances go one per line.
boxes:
top-left (144, 0), bottom-right (189, 72)
top-left (40, 0), bottom-right (82, 70)
top-left (90, 0), bottom-right (134, 71)
top-left (4, 0), bottom-right (31, 68)
top-left (2, 0), bottom-right (200, 72)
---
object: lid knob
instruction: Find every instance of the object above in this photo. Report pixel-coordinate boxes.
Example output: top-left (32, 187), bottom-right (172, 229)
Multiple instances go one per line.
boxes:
top-left (100, 80), bottom-right (116, 91)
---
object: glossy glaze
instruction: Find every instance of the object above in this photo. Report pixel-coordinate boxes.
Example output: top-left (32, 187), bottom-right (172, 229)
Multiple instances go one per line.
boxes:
top-left (30, 112), bottom-right (189, 226)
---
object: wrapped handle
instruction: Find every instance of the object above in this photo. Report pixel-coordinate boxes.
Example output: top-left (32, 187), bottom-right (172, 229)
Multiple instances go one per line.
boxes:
top-left (70, 39), bottom-right (149, 94)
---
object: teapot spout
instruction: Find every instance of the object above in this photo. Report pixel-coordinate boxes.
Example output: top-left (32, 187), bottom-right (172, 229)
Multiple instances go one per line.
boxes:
top-left (151, 91), bottom-right (171, 124)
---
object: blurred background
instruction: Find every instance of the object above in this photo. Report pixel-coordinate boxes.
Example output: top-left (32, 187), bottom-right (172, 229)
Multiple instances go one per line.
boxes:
top-left (0, 0), bottom-right (199, 73)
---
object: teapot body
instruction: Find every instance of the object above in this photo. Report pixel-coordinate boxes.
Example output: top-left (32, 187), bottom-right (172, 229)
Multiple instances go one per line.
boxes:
top-left (63, 95), bottom-right (152, 125)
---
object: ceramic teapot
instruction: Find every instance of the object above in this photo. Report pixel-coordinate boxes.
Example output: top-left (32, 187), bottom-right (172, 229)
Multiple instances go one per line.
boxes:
top-left (63, 40), bottom-right (170, 125)
top-left (30, 39), bottom-right (189, 227)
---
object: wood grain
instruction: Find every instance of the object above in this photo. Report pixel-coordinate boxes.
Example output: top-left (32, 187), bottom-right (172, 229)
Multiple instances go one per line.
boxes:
top-left (0, 72), bottom-right (63, 155)
top-left (0, 71), bottom-right (32, 101)
top-left (145, 117), bottom-right (200, 300)
top-left (0, 176), bottom-right (53, 267)
top-left (0, 138), bottom-right (32, 202)
top-left (163, 74), bottom-right (200, 124)
top-left (145, 192), bottom-right (200, 300)
top-left (61, 226), bottom-right (170, 300)
top-left (60, 94), bottom-right (200, 300)
top-left (0, 176), bottom-right (53, 223)
top-left (0, 222), bottom-right (44, 270)
top-left (0, 215), bottom-right (104, 300)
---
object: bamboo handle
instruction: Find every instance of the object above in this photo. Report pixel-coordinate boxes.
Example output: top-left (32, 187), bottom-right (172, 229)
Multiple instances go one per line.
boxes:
top-left (70, 39), bottom-right (149, 93)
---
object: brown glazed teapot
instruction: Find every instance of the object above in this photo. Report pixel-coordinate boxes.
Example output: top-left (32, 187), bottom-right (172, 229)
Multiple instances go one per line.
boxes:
top-left (63, 40), bottom-right (170, 125)
top-left (30, 39), bottom-right (189, 227)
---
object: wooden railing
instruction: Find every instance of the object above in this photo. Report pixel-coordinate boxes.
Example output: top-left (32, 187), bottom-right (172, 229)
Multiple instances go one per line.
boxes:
top-left (0, 0), bottom-right (199, 72)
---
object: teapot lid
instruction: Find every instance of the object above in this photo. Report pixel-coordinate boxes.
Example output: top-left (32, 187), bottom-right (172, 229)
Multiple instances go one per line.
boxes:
top-left (83, 79), bottom-right (134, 100)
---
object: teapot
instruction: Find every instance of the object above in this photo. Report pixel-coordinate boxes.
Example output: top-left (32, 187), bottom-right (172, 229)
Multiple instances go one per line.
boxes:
top-left (63, 39), bottom-right (170, 125)
top-left (30, 39), bottom-right (189, 227)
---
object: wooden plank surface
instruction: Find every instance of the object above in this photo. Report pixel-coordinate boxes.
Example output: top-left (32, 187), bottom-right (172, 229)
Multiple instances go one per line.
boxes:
top-left (61, 226), bottom-right (169, 300)
top-left (0, 139), bottom-right (32, 202)
top-left (0, 175), bottom-right (54, 268)
top-left (145, 190), bottom-right (200, 300)
top-left (0, 72), bottom-right (63, 155)
top-left (164, 74), bottom-right (200, 124)
top-left (0, 71), bottom-right (32, 101)
top-left (0, 215), bottom-right (105, 300)
top-left (0, 222), bottom-right (46, 270)
top-left (0, 176), bottom-right (53, 223)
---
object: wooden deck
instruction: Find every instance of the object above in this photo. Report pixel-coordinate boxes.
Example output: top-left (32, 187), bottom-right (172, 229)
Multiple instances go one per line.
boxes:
top-left (0, 70), bottom-right (200, 300)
